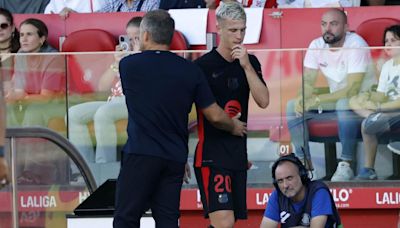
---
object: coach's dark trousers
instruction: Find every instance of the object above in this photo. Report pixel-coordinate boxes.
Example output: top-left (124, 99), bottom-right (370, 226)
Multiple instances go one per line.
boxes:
top-left (113, 154), bottom-right (185, 228)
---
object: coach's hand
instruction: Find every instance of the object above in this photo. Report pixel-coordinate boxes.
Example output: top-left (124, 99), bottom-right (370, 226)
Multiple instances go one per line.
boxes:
top-left (231, 113), bottom-right (247, 137)
top-left (183, 162), bottom-right (191, 184)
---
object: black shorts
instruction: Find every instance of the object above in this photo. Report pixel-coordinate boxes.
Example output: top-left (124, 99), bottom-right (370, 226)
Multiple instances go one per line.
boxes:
top-left (194, 166), bottom-right (247, 220)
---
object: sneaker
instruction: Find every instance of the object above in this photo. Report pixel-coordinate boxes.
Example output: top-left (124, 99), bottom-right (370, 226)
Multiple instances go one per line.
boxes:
top-left (388, 142), bottom-right (400, 155)
top-left (356, 167), bottom-right (378, 180)
top-left (330, 161), bottom-right (354, 181)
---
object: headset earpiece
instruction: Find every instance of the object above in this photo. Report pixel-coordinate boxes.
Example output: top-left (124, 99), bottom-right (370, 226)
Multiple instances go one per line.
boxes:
top-left (271, 154), bottom-right (310, 191)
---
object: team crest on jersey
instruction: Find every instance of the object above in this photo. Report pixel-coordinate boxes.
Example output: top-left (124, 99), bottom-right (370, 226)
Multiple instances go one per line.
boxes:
top-left (218, 194), bottom-right (229, 203)
top-left (301, 213), bottom-right (311, 226)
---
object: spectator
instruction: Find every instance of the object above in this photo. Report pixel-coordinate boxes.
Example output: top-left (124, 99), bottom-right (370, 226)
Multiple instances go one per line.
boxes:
top-left (193, 2), bottom-right (269, 228)
top-left (205, 0), bottom-right (271, 8)
top-left (5, 18), bottom-right (65, 127)
top-left (361, 0), bottom-right (386, 6)
top-left (0, 56), bottom-right (10, 189)
top-left (350, 25), bottom-right (400, 180)
top-left (58, 0), bottom-right (159, 17)
top-left (286, 8), bottom-right (373, 181)
top-left (44, 0), bottom-right (106, 19)
top-left (260, 154), bottom-right (341, 228)
top-left (0, 0), bottom-right (50, 14)
top-left (5, 18), bottom-right (66, 185)
top-left (0, 8), bottom-right (17, 188)
top-left (0, 8), bottom-right (19, 54)
top-left (277, 0), bottom-right (356, 8)
top-left (0, 8), bottom-right (20, 89)
top-left (68, 16), bottom-right (142, 164)
top-left (159, 0), bottom-right (205, 9)
top-left (113, 10), bottom-right (246, 227)
top-left (98, 0), bottom-right (159, 12)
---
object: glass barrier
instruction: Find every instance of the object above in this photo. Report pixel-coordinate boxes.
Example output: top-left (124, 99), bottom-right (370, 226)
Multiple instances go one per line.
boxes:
top-left (2, 131), bottom-right (91, 228)
top-left (2, 47), bottom-right (399, 192)
top-left (298, 46), bottom-right (400, 182)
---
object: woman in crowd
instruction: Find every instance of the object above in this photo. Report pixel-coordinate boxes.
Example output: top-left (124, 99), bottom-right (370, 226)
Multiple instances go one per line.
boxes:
top-left (5, 18), bottom-right (65, 128)
top-left (5, 18), bottom-right (66, 184)
top-left (0, 8), bottom-right (19, 84)
top-left (0, 8), bottom-right (19, 54)
top-left (350, 24), bottom-right (400, 180)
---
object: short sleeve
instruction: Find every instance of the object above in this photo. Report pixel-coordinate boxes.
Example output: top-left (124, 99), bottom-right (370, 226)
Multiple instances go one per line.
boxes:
top-left (311, 188), bottom-right (333, 218)
top-left (250, 55), bottom-right (266, 85)
top-left (376, 60), bottom-right (391, 93)
top-left (304, 40), bottom-right (319, 70)
top-left (263, 190), bottom-right (280, 222)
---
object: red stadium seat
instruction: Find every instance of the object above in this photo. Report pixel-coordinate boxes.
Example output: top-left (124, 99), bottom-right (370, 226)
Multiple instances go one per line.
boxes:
top-left (356, 18), bottom-right (400, 47)
top-left (62, 29), bottom-right (117, 94)
top-left (170, 30), bottom-right (189, 51)
top-left (62, 29), bottom-right (117, 52)
top-left (356, 18), bottom-right (400, 59)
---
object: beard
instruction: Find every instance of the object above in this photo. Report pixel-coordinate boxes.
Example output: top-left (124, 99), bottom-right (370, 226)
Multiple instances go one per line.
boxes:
top-left (323, 32), bottom-right (343, 45)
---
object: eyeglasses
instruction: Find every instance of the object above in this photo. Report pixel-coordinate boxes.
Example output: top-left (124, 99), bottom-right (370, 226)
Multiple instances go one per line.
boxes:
top-left (0, 23), bottom-right (10, 29)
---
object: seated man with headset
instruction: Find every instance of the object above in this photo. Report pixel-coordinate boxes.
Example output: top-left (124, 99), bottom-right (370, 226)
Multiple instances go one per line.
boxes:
top-left (260, 155), bottom-right (342, 228)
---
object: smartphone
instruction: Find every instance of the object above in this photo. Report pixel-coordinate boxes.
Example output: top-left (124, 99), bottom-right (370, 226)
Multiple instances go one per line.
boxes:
top-left (119, 35), bottom-right (131, 51)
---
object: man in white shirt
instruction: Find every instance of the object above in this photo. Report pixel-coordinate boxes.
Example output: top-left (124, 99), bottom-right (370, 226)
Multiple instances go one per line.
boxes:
top-left (277, 0), bottom-right (356, 8)
top-left (44, 0), bottom-right (104, 14)
top-left (286, 8), bottom-right (373, 181)
top-left (45, 0), bottom-right (105, 19)
top-left (205, 0), bottom-right (267, 9)
top-left (48, 0), bottom-right (159, 19)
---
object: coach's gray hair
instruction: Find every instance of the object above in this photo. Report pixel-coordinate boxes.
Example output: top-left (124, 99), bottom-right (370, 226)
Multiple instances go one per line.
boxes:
top-left (140, 10), bottom-right (175, 45)
top-left (216, 1), bottom-right (246, 23)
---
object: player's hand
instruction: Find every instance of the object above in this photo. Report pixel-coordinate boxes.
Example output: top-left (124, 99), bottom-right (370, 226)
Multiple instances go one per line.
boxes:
top-left (231, 44), bottom-right (250, 68)
top-left (0, 157), bottom-right (10, 189)
top-left (183, 162), bottom-right (191, 184)
top-left (231, 113), bottom-right (247, 137)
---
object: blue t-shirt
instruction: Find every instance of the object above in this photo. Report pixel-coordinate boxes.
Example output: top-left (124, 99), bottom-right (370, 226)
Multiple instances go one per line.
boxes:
top-left (264, 189), bottom-right (333, 227)
top-left (119, 50), bottom-right (215, 163)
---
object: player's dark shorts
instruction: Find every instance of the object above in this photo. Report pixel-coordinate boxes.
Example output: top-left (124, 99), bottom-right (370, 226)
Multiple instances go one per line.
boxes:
top-left (194, 166), bottom-right (247, 219)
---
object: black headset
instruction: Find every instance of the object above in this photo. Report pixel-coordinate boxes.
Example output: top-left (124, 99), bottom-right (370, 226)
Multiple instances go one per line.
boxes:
top-left (271, 154), bottom-right (310, 191)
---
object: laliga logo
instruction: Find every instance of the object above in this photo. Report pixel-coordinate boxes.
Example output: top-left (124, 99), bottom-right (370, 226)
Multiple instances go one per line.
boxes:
top-left (330, 188), bottom-right (352, 202)
top-left (224, 100), bottom-right (242, 118)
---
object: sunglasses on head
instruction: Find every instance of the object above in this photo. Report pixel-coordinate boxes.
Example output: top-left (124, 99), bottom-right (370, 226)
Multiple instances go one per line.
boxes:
top-left (0, 23), bottom-right (10, 29)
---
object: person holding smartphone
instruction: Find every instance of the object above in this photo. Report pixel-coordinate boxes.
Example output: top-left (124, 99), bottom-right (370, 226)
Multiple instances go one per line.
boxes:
top-left (68, 16), bottom-right (141, 165)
